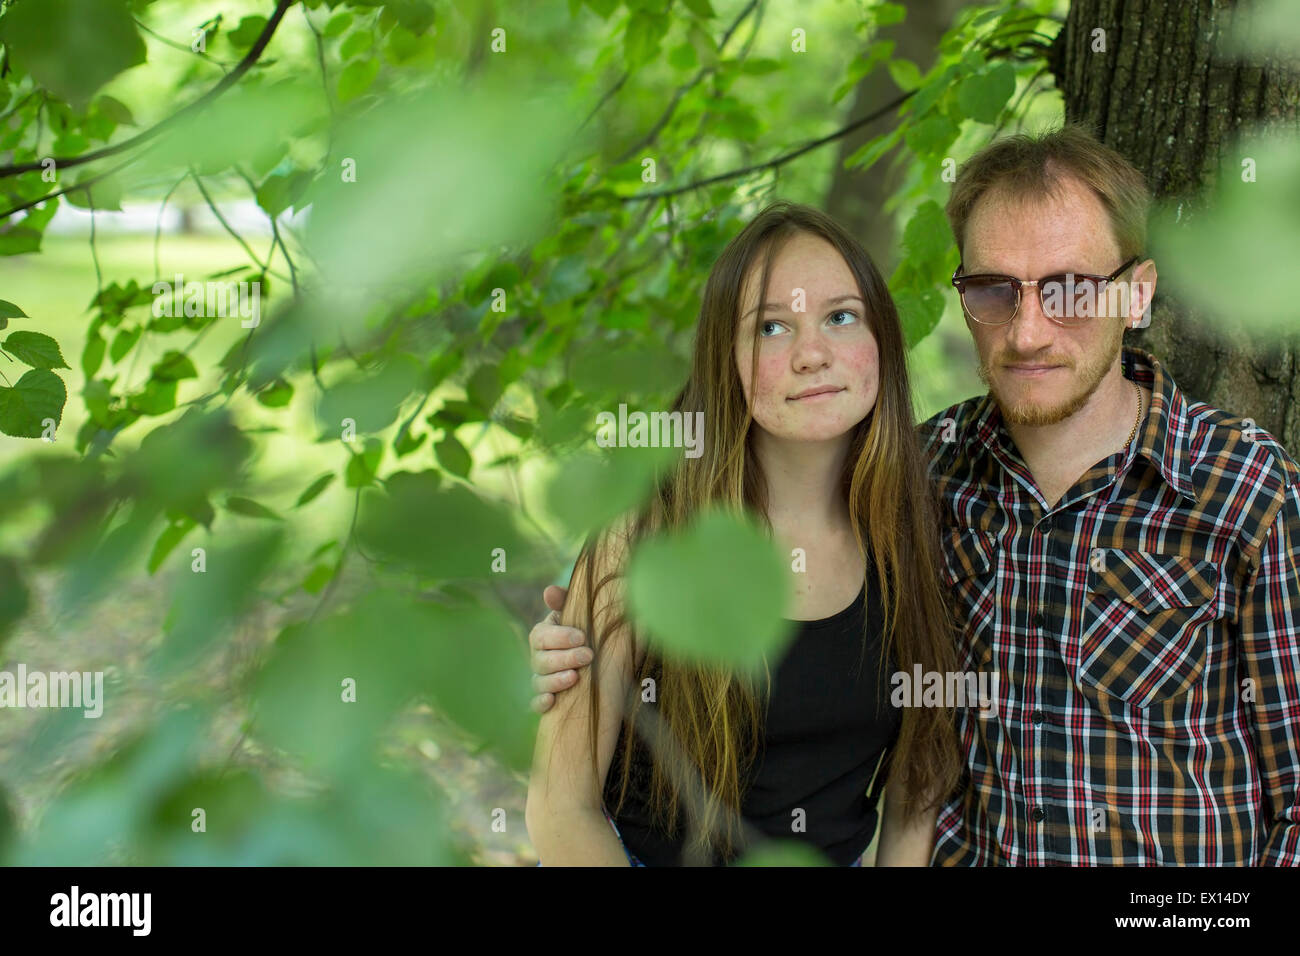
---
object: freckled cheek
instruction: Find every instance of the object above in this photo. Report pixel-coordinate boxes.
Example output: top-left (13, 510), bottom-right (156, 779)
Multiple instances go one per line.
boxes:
top-left (751, 353), bottom-right (791, 420)
top-left (841, 340), bottom-right (880, 394)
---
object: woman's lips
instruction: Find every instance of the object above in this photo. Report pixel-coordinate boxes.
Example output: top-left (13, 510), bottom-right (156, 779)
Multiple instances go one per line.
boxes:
top-left (787, 387), bottom-right (845, 401)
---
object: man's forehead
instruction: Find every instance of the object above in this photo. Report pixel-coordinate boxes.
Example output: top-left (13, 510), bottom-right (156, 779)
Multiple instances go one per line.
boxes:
top-left (964, 179), bottom-right (1120, 270)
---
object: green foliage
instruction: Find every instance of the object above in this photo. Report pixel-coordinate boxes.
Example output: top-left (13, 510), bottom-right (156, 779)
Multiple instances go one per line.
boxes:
top-left (625, 509), bottom-right (795, 673)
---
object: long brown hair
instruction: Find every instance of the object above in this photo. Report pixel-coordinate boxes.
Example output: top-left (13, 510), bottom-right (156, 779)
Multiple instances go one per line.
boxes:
top-left (573, 200), bottom-right (961, 861)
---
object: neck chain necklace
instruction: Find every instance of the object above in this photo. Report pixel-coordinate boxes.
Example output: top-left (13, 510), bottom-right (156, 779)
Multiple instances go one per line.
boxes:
top-left (1123, 379), bottom-right (1144, 450)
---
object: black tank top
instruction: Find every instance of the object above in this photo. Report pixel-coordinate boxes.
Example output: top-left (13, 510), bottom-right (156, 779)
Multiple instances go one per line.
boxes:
top-left (602, 568), bottom-right (900, 866)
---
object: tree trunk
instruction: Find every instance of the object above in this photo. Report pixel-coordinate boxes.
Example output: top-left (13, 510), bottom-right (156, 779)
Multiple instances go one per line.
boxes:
top-left (1053, 0), bottom-right (1300, 451)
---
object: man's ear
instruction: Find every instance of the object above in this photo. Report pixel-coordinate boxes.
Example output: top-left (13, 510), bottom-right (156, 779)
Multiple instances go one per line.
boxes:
top-left (1129, 258), bottom-right (1157, 328)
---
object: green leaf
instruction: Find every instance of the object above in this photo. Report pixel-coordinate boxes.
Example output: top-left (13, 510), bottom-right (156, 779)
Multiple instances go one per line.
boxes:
top-left (0, 556), bottom-right (31, 651)
top-left (0, 227), bottom-right (44, 257)
top-left (148, 517), bottom-right (196, 575)
top-left (82, 333), bottom-right (106, 379)
top-left (151, 351), bottom-right (198, 382)
top-left (324, 12), bottom-right (353, 37)
top-left (338, 58), bottom-right (380, 102)
top-left (0, 0), bottom-right (147, 108)
top-left (228, 15), bottom-right (268, 48)
top-left (887, 58), bottom-right (922, 92)
top-left (95, 94), bottom-right (135, 126)
top-left (256, 377), bottom-right (294, 408)
top-left (624, 9), bottom-right (668, 67)
top-left (295, 472), bottom-right (336, 507)
top-left (956, 61), bottom-right (1016, 124)
top-left (904, 111), bottom-right (960, 158)
top-left (901, 200), bottom-right (952, 264)
top-left (625, 510), bottom-right (794, 672)
top-left (357, 473), bottom-right (539, 582)
top-left (0, 300), bottom-right (27, 320)
top-left (300, 562), bottom-right (335, 594)
top-left (4, 331), bottom-right (69, 369)
top-left (64, 173), bottom-right (124, 213)
top-left (129, 379), bottom-right (177, 416)
top-left (872, 2), bottom-right (907, 27)
top-left (844, 126), bottom-right (903, 171)
top-left (386, 0), bottom-right (435, 35)
top-left (545, 445), bottom-right (677, 539)
top-left (435, 434), bottom-right (472, 478)
top-left (256, 169), bottom-right (313, 219)
top-left (735, 841), bottom-right (831, 866)
top-left (680, 0), bottom-right (716, 17)
top-left (345, 438), bottom-right (384, 488)
top-left (225, 496), bottom-right (282, 521)
top-left (109, 326), bottom-right (142, 363)
top-left (340, 29), bottom-right (373, 60)
top-left (0, 369), bottom-right (66, 438)
top-left (466, 363), bottom-right (502, 412)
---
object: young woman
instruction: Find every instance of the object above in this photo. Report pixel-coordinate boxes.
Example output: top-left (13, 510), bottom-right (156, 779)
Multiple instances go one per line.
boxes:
top-left (525, 202), bottom-right (961, 866)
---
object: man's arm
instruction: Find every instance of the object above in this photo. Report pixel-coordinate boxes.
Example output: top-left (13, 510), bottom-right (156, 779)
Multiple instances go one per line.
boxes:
top-left (1237, 476), bottom-right (1300, 865)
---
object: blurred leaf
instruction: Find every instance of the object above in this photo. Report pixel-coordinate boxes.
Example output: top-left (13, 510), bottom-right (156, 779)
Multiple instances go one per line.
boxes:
top-left (151, 350), bottom-right (199, 382)
top-left (0, 0), bottom-right (146, 108)
top-left (357, 471), bottom-right (539, 580)
top-left (227, 15), bottom-right (268, 48)
top-left (316, 356), bottom-right (421, 436)
top-left (624, 9), bottom-right (669, 67)
top-left (0, 555), bottom-right (31, 651)
top-left (1151, 132), bottom-right (1300, 335)
top-left (625, 510), bottom-right (793, 672)
top-left (147, 515), bottom-right (196, 574)
top-left (345, 437), bottom-right (383, 487)
top-left (153, 530), bottom-right (283, 674)
top-left (735, 840), bottom-right (831, 866)
top-left (109, 326), bottom-right (142, 363)
top-left (434, 434), bottom-right (472, 478)
top-left (295, 471), bottom-right (336, 507)
top-left (226, 496), bottom-right (282, 521)
top-left (256, 377), bottom-right (294, 408)
top-left (545, 444), bottom-right (676, 538)
top-left (82, 333), bottom-right (106, 378)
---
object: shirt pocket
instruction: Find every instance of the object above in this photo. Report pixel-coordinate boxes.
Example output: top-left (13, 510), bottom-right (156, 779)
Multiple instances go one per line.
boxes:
top-left (1080, 548), bottom-right (1222, 707)
top-left (943, 526), bottom-right (997, 669)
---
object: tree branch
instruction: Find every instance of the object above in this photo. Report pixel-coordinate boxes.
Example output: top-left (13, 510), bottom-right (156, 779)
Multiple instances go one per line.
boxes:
top-left (0, 0), bottom-right (296, 180)
top-left (623, 90), bottom-right (914, 202)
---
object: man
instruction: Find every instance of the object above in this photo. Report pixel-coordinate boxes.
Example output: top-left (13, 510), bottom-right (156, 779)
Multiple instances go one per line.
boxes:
top-left (528, 125), bottom-right (1300, 865)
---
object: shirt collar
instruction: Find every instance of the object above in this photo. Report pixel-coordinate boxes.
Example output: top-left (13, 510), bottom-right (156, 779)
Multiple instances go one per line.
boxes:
top-left (963, 345), bottom-right (1198, 502)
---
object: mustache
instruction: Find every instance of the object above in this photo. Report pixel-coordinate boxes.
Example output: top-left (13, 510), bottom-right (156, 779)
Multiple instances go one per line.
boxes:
top-left (994, 355), bottom-right (1073, 367)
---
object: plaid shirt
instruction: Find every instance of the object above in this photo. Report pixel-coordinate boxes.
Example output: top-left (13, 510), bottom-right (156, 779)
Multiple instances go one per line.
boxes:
top-left (918, 345), bottom-right (1300, 865)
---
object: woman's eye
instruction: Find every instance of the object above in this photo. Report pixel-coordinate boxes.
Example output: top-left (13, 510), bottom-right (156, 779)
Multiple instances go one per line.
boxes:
top-left (828, 310), bottom-right (857, 326)
top-left (759, 320), bottom-right (784, 337)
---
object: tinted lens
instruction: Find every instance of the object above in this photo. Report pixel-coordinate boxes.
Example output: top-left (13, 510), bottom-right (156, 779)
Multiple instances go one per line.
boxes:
top-left (1040, 275), bottom-right (1102, 324)
top-left (961, 278), bottom-right (1017, 323)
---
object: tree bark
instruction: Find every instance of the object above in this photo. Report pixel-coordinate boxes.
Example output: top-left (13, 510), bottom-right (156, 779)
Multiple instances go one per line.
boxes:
top-left (1053, 0), bottom-right (1300, 451)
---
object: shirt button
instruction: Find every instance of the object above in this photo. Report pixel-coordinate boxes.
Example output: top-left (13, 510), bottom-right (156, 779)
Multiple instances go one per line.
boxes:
top-left (1034, 612), bottom-right (1046, 629)
top-left (1032, 710), bottom-right (1044, 725)
top-left (1031, 807), bottom-right (1045, 823)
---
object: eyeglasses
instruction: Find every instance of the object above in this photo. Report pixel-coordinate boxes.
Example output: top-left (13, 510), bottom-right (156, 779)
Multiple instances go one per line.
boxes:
top-left (951, 256), bottom-right (1140, 326)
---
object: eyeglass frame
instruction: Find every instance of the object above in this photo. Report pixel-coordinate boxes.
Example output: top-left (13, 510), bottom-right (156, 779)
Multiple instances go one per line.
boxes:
top-left (950, 255), bottom-right (1141, 326)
